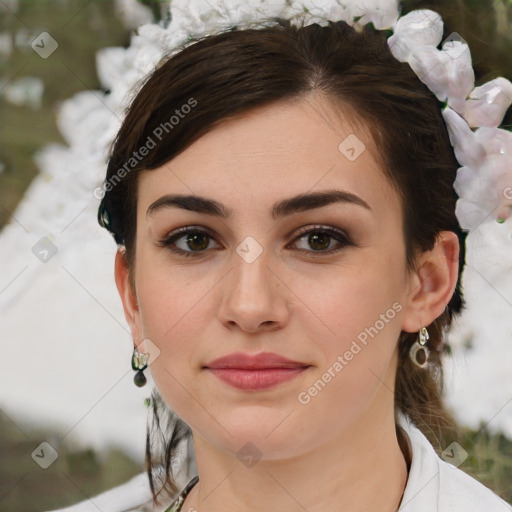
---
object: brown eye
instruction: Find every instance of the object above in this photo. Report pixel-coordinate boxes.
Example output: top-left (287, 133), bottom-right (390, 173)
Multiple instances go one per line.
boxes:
top-left (289, 225), bottom-right (354, 256)
top-left (306, 232), bottom-right (332, 251)
top-left (159, 227), bottom-right (220, 257)
top-left (182, 231), bottom-right (210, 251)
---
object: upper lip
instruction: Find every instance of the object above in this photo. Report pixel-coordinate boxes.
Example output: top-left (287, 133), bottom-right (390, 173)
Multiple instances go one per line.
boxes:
top-left (205, 351), bottom-right (310, 370)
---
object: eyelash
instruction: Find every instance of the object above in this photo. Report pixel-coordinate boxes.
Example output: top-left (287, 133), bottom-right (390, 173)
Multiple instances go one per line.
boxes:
top-left (158, 224), bottom-right (354, 258)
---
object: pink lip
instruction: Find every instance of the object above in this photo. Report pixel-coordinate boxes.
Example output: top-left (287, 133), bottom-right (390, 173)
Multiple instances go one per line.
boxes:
top-left (204, 351), bottom-right (311, 391)
top-left (207, 367), bottom-right (309, 390)
top-left (205, 351), bottom-right (309, 369)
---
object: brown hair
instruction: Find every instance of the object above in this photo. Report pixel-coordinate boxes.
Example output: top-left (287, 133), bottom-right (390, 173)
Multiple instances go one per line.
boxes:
top-left (98, 16), bottom-right (466, 507)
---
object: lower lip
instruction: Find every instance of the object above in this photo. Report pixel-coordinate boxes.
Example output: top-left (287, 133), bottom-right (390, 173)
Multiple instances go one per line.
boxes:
top-left (206, 367), bottom-right (309, 391)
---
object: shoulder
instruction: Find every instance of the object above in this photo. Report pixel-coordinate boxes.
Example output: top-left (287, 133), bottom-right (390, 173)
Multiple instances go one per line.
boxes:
top-left (398, 414), bottom-right (512, 512)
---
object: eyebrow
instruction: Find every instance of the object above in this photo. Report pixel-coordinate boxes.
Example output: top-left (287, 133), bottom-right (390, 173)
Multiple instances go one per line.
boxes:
top-left (146, 189), bottom-right (372, 220)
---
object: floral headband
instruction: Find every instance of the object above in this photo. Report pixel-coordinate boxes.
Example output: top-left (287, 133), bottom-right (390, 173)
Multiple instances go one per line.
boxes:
top-left (130, 0), bottom-right (512, 250)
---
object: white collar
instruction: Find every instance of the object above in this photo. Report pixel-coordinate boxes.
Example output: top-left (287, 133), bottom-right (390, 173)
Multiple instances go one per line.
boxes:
top-left (397, 413), bottom-right (511, 511)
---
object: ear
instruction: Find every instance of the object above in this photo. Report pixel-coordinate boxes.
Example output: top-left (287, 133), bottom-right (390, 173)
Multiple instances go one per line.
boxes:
top-left (401, 231), bottom-right (460, 333)
top-left (115, 248), bottom-right (143, 347)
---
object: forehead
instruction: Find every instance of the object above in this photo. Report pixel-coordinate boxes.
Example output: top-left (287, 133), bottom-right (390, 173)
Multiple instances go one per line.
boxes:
top-left (137, 95), bottom-right (399, 219)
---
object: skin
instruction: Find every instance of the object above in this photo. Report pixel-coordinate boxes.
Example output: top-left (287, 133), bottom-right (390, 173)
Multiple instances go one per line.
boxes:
top-left (115, 93), bottom-right (459, 512)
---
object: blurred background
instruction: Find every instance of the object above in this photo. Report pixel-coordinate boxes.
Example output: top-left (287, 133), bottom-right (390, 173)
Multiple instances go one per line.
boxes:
top-left (0, 1), bottom-right (511, 511)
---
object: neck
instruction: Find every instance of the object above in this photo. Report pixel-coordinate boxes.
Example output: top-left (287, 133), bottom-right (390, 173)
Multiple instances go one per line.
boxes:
top-left (182, 392), bottom-right (409, 512)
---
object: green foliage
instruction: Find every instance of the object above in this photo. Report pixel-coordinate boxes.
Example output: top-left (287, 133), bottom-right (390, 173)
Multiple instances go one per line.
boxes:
top-left (456, 423), bottom-right (512, 503)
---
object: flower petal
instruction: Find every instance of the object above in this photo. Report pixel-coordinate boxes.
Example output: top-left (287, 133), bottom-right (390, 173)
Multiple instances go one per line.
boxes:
top-left (464, 77), bottom-right (512, 128)
top-left (388, 9), bottom-right (443, 62)
top-left (456, 198), bottom-right (490, 231)
top-left (353, 0), bottom-right (399, 29)
top-left (475, 126), bottom-right (512, 157)
top-left (441, 40), bottom-right (475, 113)
top-left (442, 107), bottom-right (486, 168)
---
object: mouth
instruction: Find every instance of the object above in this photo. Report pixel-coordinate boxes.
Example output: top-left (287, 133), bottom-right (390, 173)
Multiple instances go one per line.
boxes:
top-left (203, 351), bottom-right (312, 391)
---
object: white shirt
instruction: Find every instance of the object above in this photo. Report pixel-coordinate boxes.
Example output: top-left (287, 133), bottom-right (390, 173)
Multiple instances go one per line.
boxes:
top-left (46, 414), bottom-right (512, 512)
top-left (397, 414), bottom-right (511, 511)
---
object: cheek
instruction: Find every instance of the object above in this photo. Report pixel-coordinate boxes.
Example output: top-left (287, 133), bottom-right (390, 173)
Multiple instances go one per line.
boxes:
top-left (134, 254), bottom-right (218, 405)
top-left (292, 256), bottom-right (405, 396)
top-left (135, 238), bottom-right (213, 333)
top-left (292, 275), bottom-right (404, 436)
top-left (295, 254), bottom-right (405, 346)
top-left (137, 272), bottom-right (212, 349)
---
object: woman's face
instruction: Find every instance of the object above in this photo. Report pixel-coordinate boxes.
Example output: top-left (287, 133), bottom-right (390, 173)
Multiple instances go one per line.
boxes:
top-left (121, 95), bottom-right (421, 459)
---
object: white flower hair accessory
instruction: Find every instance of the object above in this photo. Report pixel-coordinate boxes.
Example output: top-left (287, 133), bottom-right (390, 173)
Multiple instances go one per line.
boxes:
top-left (133, 0), bottom-right (512, 234)
top-left (386, 8), bottom-right (512, 231)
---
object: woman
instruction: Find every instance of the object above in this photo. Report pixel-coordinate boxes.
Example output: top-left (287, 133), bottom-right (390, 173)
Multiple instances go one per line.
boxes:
top-left (49, 2), bottom-right (512, 511)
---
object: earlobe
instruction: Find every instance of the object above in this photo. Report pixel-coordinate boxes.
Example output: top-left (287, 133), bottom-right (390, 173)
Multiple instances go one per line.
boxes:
top-left (114, 248), bottom-right (142, 341)
top-left (401, 231), bottom-right (460, 333)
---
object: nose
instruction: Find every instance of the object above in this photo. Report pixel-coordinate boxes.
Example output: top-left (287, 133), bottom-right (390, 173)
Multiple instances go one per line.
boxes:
top-left (217, 247), bottom-right (291, 334)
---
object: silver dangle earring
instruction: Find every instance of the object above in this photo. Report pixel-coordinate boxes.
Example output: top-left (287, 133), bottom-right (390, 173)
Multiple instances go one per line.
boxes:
top-left (132, 346), bottom-right (149, 387)
top-left (409, 327), bottom-right (430, 368)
